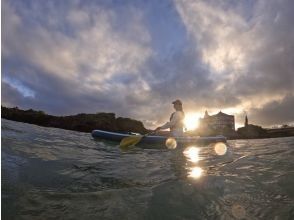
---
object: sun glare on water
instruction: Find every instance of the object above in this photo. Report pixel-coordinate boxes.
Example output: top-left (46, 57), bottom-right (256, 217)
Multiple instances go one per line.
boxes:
top-left (189, 167), bottom-right (203, 179)
top-left (183, 146), bottom-right (200, 163)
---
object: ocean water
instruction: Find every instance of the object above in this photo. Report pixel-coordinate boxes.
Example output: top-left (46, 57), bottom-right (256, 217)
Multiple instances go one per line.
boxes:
top-left (2, 119), bottom-right (294, 220)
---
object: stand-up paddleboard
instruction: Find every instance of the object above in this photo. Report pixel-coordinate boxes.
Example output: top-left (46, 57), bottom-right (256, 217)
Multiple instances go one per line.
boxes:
top-left (91, 129), bottom-right (226, 146)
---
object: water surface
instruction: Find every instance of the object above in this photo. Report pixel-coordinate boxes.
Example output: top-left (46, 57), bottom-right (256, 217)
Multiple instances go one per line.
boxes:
top-left (2, 119), bottom-right (294, 219)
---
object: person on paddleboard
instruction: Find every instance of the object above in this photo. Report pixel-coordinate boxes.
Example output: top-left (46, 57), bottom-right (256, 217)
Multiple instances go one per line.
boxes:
top-left (154, 99), bottom-right (185, 136)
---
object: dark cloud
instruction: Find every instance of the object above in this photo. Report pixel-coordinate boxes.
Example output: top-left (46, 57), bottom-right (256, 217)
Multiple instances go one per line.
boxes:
top-left (2, 0), bottom-right (294, 128)
top-left (231, 0), bottom-right (294, 97)
top-left (248, 94), bottom-right (294, 126)
top-left (1, 81), bottom-right (35, 109)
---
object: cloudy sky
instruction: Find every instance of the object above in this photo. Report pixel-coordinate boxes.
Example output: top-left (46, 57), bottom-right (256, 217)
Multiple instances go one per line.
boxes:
top-left (2, 0), bottom-right (294, 129)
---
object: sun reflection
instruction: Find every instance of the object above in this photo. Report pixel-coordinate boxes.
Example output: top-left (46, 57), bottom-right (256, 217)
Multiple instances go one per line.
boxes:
top-left (188, 167), bottom-right (203, 179)
top-left (183, 146), bottom-right (200, 162)
top-left (214, 142), bottom-right (227, 155)
top-left (165, 137), bottom-right (177, 149)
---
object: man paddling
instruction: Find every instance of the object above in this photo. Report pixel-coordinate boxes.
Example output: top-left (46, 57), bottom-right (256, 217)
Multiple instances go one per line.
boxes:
top-left (154, 99), bottom-right (185, 136)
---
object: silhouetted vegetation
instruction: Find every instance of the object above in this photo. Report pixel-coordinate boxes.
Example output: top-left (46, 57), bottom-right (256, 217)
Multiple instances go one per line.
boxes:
top-left (1, 106), bottom-right (148, 134)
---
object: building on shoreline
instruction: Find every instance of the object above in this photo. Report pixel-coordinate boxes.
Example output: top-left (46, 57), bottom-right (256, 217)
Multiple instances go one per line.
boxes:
top-left (199, 111), bottom-right (235, 133)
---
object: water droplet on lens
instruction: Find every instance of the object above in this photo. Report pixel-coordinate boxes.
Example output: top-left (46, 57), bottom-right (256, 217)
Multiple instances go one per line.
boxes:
top-left (214, 142), bottom-right (227, 155)
top-left (166, 137), bottom-right (177, 149)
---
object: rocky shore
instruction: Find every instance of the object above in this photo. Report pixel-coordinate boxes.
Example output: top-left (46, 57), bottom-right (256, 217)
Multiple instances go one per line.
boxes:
top-left (1, 106), bottom-right (148, 134)
top-left (2, 106), bottom-right (293, 139)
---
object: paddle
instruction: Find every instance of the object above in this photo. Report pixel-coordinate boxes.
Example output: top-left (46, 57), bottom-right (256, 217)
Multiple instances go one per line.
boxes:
top-left (119, 132), bottom-right (153, 149)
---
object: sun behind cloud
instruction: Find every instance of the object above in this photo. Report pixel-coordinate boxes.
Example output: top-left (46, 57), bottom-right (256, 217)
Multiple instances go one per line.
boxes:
top-left (184, 112), bottom-right (201, 131)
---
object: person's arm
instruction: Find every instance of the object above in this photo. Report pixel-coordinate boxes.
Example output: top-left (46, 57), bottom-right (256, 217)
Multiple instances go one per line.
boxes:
top-left (155, 112), bottom-right (183, 131)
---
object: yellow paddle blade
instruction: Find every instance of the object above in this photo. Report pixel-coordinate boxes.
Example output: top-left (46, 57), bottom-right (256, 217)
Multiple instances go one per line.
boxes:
top-left (119, 135), bottom-right (144, 149)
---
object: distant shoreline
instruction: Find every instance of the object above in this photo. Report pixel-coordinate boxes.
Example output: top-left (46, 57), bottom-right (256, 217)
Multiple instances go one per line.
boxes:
top-left (2, 106), bottom-right (294, 139)
top-left (1, 106), bottom-right (148, 134)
